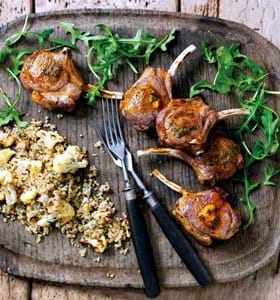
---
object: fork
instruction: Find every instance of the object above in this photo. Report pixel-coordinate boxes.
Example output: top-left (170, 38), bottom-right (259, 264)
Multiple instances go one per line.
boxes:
top-left (99, 98), bottom-right (160, 298)
top-left (98, 99), bottom-right (212, 286)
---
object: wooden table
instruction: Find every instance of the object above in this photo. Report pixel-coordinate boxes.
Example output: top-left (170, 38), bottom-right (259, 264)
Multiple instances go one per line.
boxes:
top-left (0, 1), bottom-right (279, 299)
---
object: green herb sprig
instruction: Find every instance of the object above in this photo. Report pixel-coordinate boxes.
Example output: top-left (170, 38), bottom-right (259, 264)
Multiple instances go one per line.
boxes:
top-left (190, 39), bottom-right (280, 228)
top-left (4, 16), bottom-right (76, 49)
top-left (0, 69), bottom-right (27, 128)
top-left (263, 163), bottom-right (280, 187)
top-left (60, 22), bottom-right (176, 104)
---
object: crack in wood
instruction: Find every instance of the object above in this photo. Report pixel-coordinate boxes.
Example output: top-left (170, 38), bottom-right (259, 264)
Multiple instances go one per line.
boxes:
top-left (275, 251), bottom-right (280, 275)
top-left (181, 0), bottom-right (220, 17)
top-left (30, 0), bottom-right (36, 13)
top-left (27, 279), bottom-right (32, 300)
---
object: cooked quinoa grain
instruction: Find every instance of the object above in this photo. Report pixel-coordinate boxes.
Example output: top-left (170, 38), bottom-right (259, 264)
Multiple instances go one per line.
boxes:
top-left (0, 120), bottom-right (130, 253)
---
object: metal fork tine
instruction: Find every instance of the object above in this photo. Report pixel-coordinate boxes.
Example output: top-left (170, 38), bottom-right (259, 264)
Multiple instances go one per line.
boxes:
top-left (96, 127), bottom-right (120, 167)
top-left (96, 127), bottom-right (104, 143)
top-left (104, 98), bottom-right (115, 145)
top-left (111, 99), bottom-right (121, 143)
top-left (115, 100), bottom-right (124, 143)
top-left (106, 98), bottom-right (115, 145)
top-left (96, 127), bottom-right (109, 152)
top-left (101, 98), bottom-right (110, 146)
top-left (100, 98), bottom-right (125, 161)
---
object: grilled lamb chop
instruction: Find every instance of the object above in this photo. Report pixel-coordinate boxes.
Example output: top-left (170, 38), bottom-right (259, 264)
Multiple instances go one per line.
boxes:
top-left (119, 45), bottom-right (196, 130)
top-left (152, 169), bottom-right (241, 245)
top-left (20, 47), bottom-right (84, 112)
top-left (138, 135), bottom-right (244, 186)
top-left (156, 97), bottom-right (249, 155)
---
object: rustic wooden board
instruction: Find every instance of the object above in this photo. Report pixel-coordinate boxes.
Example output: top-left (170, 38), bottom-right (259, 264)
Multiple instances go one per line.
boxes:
top-left (0, 9), bottom-right (279, 288)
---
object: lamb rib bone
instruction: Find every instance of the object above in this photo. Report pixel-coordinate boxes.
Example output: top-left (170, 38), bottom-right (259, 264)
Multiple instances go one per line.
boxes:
top-left (138, 133), bottom-right (244, 186)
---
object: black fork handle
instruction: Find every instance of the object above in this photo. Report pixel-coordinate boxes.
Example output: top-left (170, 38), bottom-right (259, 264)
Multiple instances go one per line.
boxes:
top-left (124, 188), bottom-right (160, 298)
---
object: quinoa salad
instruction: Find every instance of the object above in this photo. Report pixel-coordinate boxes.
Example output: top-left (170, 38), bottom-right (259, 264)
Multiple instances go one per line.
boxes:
top-left (0, 120), bottom-right (130, 254)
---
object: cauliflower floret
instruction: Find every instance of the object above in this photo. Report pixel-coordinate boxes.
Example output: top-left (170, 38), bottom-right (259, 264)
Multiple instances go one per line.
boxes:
top-left (20, 188), bottom-right (38, 204)
top-left (37, 214), bottom-right (57, 227)
top-left (53, 145), bottom-right (88, 174)
top-left (0, 192), bottom-right (5, 202)
top-left (0, 170), bottom-right (13, 185)
top-left (2, 184), bottom-right (17, 206)
top-left (0, 148), bottom-right (16, 165)
top-left (37, 194), bottom-right (49, 204)
top-left (17, 159), bottom-right (42, 175)
top-left (80, 235), bottom-right (107, 253)
top-left (0, 132), bottom-right (15, 147)
top-left (37, 130), bottom-right (64, 149)
top-left (47, 199), bottom-right (75, 224)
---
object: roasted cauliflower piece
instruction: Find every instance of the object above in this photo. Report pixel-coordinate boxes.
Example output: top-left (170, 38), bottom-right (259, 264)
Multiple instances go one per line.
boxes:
top-left (0, 132), bottom-right (15, 147)
top-left (17, 159), bottom-right (43, 175)
top-left (80, 235), bottom-right (107, 253)
top-left (47, 199), bottom-right (75, 224)
top-left (53, 145), bottom-right (88, 174)
top-left (2, 184), bottom-right (17, 206)
top-left (20, 187), bottom-right (38, 204)
top-left (37, 130), bottom-right (64, 149)
top-left (0, 149), bottom-right (16, 165)
top-left (0, 170), bottom-right (13, 185)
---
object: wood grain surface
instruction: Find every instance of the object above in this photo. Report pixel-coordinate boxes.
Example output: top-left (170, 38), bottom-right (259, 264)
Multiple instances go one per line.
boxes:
top-left (219, 0), bottom-right (280, 49)
top-left (0, 0), bottom-right (32, 26)
top-left (31, 257), bottom-right (280, 300)
top-left (0, 9), bottom-right (280, 290)
top-left (0, 1), bottom-right (279, 300)
top-left (181, 0), bottom-right (219, 17)
top-left (35, 0), bottom-right (179, 13)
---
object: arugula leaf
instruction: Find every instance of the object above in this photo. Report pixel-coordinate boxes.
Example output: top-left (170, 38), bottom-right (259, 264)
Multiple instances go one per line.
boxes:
top-left (36, 28), bottom-right (76, 49)
top-left (38, 28), bottom-right (54, 47)
top-left (21, 240), bottom-right (34, 247)
top-left (241, 104), bottom-right (279, 160)
top-left (60, 22), bottom-right (93, 46)
top-left (0, 49), bottom-right (11, 64)
top-left (201, 40), bottom-right (216, 64)
top-left (190, 42), bottom-right (267, 99)
top-left (263, 164), bottom-right (280, 186)
top-left (260, 108), bottom-right (279, 155)
top-left (47, 38), bottom-right (76, 49)
top-left (190, 80), bottom-right (216, 98)
top-left (238, 154), bottom-right (260, 228)
top-left (0, 69), bottom-right (27, 128)
top-left (10, 49), bottom-right (33, 76)
top-left (5, 15), bottom-right (29, 47)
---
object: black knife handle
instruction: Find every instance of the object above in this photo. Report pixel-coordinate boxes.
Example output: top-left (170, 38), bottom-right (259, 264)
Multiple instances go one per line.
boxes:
top-left (145, 192), bottom-right (212, 286)
top-left (124, 188), bottom-right (160, 298)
